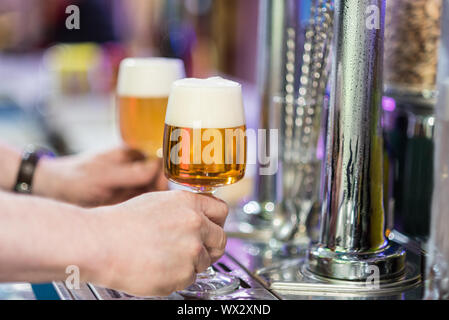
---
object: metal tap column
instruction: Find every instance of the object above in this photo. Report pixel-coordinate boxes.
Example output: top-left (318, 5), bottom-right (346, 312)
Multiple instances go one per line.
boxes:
top-left (308, 0), bottom-right (406, 281)
top-left (250, 0), bottom-right (301, 221)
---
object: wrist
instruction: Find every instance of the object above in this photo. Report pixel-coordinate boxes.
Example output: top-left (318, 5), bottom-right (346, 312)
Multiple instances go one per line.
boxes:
top-left (0, 144), bottom-right (21, 190)
top-left (77, 207), bottom-right (115, 287)
top-left (33, 157), bottom-right (61, 199)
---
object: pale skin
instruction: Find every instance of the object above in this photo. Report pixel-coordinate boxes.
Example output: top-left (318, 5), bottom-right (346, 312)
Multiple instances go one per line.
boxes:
top-left (0, 143), bottom-right (229, 297)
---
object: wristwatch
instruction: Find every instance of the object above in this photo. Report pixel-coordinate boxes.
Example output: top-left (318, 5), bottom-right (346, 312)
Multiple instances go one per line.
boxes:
top-left (14, 146), bottom-right (55, 194)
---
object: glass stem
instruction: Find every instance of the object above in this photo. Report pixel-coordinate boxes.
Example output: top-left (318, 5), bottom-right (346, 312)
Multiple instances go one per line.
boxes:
top-left (192, 187), bottom-right (217, 195)
top-left (192, 188), bottom-right (218, 274)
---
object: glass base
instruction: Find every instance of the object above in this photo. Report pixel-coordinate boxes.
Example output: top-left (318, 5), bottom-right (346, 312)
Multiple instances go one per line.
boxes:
top-left (178, 268), bottom-right (240, 299)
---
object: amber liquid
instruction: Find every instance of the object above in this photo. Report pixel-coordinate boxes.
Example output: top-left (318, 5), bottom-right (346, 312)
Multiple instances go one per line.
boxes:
top-left (163, 125), bottom-right (247, 188)
top-left (118, 96), bottom-right (168, 158)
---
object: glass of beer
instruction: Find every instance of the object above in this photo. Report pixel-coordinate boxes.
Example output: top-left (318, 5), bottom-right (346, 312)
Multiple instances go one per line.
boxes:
top-left (117, 58), bottom-right (185, 158)
top-left (163, 77), bottom-right (247, 297)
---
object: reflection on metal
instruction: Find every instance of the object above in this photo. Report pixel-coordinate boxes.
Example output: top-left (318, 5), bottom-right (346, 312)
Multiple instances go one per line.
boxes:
top-left (307, 0), bottom-right (407, 281)
top-left (257, 258), bottom-right (422, 299)
top-left (271, 0), bottom-right (334, 243)
top-left (0, 283), bottom-right (36, 300)
top-left (244, 0), bottom-right (304, 227)
top-left (271, 97), bottom-right (324, 243)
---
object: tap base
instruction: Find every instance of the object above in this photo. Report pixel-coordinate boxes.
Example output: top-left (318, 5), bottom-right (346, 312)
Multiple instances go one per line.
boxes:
top-left (307, 242), bottom-right (407, 282)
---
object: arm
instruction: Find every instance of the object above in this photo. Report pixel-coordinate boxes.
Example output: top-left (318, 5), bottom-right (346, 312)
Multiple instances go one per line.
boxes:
top-left (0, 191), bottom-right (103, 284)
top-left (33, 147), bottom-right (169, 207)
top-left (0, 190), bottom-right (228, 297)
top-left (0, 143), bottom-right (21, 191)
top-left (0, 142), bottom-right (167, 207)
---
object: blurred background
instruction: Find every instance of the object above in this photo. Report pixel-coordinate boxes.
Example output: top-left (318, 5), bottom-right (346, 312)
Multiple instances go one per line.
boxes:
top-left (0, 0), bottom-right (261, 205)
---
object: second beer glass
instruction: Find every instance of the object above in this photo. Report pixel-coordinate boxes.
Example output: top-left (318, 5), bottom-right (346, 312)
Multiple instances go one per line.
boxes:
top-left (117, 58), bottom-right (185, 158)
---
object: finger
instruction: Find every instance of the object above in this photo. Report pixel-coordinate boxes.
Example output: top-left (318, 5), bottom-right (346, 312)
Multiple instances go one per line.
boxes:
top-left (146, 166), bottom-right (169, 192)
top-left (155, 171), bottom-right (169, 191)
top-left (103, 160), bottom-right (160, 188)
top-left (195, 246), bottom-right (212, 273)
top-left (106, 187), bottom-right (149, 205)
top-left (200, 217), bottom-right (227, 259)
top-left (100, 146), bottom-right (146, 163)
top-left (196, 194), bottom-right (229, 227)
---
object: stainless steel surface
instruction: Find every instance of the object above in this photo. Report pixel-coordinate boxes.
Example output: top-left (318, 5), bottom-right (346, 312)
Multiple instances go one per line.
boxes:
top-left (54, 241), bottom-right (278, 300)
top-left (0, 283), bottom-right (36, 300)
top-left (257, 258), bottom-right (422, 300)
top-left (321, 0), bottom-right (386, 254)
top-left (227, 237), bottom-right (423, 300)
top-left (53, 282), bottom-right (97, 300)
top-left (308, 243), bottom-right (406, 281)
top-left (308, 0), bottom-right (406, 281)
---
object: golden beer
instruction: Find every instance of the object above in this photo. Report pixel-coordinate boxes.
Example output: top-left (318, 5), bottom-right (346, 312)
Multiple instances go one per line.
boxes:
top-left (118, 96), bottom-right (168, 157)
top-left (163, 125), bottom-right (247, 188)
top-left (117, 58), bottom-right (185, 158)
top-left (163, 76), bottom-right (247, 296)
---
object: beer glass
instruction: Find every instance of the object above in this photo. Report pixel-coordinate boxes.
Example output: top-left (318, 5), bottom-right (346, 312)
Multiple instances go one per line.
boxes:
top-left (117, 58), bottom-right (185, 158)
top-left (163, 77), bottom-right (247, 297)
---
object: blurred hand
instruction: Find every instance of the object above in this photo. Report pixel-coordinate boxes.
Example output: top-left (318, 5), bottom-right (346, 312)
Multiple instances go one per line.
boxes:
top-left (87, 191), bottom-right (229, 297)
top-left (33, 147), bottom-right (167, 207)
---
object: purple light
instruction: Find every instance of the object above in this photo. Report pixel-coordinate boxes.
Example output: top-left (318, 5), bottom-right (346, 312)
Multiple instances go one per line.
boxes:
top-left (316, 132), bottom-right (325, 160)
top-left (382, 96), bottom-right (396, 112)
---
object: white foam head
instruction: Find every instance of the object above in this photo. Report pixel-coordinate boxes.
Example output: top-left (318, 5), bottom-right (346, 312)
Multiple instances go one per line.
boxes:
top-left (165, 77), bottom-right (246, 128)
top-left (117, 58), bottom-right (185, 97)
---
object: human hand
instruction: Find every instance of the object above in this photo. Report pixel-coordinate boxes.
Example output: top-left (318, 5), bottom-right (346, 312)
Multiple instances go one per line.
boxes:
top-left (33, 147), bottom-right (167, 207)
top-left (85, 190), bottom-right (229, 297)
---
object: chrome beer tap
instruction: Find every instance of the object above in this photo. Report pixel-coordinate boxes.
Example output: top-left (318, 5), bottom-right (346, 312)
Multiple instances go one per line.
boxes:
top-left (270, 0), bottom-right (334, 243)
top-left (307, 0), bottom-right (407, 281)
top-left (243, 0), bottom-right (302, 228)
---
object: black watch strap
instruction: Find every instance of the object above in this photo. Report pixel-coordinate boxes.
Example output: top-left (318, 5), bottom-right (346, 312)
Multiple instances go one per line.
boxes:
top-left (14, 146), bottom-right (55, 194)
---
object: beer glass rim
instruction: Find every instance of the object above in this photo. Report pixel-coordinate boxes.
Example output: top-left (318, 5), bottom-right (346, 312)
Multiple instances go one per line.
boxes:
top-left (171, 76), bottom-right (241, 89)
top-left (120, 57), bottom-right (184, 67)
top-left (117, 57), bottom-right (186, 98)
top-left (165, 77), bottom-right (246, 129)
